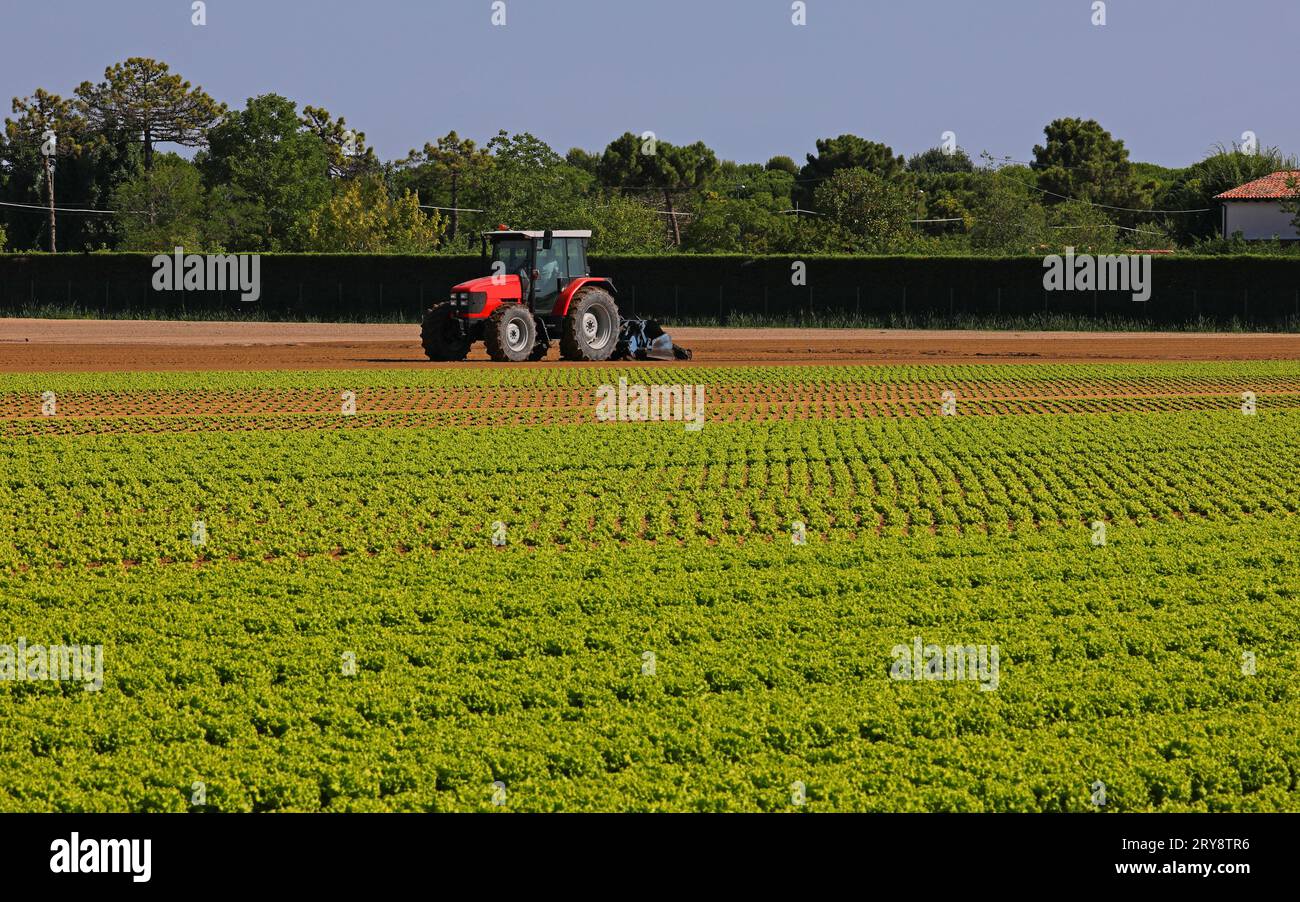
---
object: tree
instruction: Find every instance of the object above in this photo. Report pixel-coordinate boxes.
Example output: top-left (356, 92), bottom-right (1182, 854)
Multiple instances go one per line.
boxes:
top-left (798, 135), bottom-right (905, 205)
top-left (682, 168), bottom-right (797, 253)
top-left (925, 192), bottom-right (974, 231)
top-left (1046, 199), bottom-right (1119, 253)
top-left (75, 58), bottom-right (224, 170)
top-left (1124, 219), bottom-right (1177, 252)
top-left (968, 168), bottom-right (1048, 254)
top-left (657, 141), bottom-right (720, 244)
top-left (296, 176), bottom-right (443, 253)
top-left (765, 155), bottom-right (799, 175)
top-left (4, 90), bottom-right (86, 251)
top-left (300, 105), bottom-right (380, 180)
top-left (111, 153), bottom-right (214, 251)
top-left (0, 113), bottom-right (133, 252)
top-left (907, 146), bottom-right (975, 174)
top-left (577, 194), bottom-right (671, 254)
top-left (811, 168), bottom-right (915, 252)
top-left (395, 131), bottom-right (493, 244)
top-left (910, 166), bottom-right (985, 232)
top-left (683, 194), bottom-right (796, 253)
top-left (198, 94), bottom-right (332, 250)
top-left (565, 147), bottom-right (601, 178)
top-left (480, 131), bottom-right (591, 232)
top-left (597, 133), bottom-right (719, 244)
top-left (1031, 118), bottom-right (1146, 214)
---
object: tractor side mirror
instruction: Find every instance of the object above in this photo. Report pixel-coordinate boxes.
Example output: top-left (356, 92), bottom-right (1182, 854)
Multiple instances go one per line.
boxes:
top-left (542, 229), bottom-right (553, 250)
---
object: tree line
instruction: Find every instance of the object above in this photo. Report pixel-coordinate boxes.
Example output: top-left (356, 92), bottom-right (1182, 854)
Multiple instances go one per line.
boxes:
top-left (2, 57), bottom-right (1297, 256)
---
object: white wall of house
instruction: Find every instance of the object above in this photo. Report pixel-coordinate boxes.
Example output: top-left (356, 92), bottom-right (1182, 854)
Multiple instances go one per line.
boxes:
top-left (1222, 201), bottom-right (1300, 240)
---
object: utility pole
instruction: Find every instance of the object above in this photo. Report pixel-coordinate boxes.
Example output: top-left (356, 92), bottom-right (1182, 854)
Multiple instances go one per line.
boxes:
top-left (663, 188), bottom-right (681, 245)
top-left (42, 150), bottom-right (57, 252)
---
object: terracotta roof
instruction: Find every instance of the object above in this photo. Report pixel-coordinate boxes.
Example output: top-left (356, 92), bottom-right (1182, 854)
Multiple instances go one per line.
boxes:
top-left (1215, 171), bottom-right (1300, 200)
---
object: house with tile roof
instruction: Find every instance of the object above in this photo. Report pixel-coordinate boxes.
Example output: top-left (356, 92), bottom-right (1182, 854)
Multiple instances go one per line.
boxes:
top-left (1214, 171), bottom-right (1300, 240)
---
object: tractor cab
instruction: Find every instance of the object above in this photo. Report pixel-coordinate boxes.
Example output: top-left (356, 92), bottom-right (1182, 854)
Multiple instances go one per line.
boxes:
top-left (483, 229), bottom-right (591, 316)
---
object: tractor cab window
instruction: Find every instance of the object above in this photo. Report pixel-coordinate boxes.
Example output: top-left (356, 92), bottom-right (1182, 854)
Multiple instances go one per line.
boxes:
top-left (491, 239), bottom-right (532, 277)
top-left (534, 239), bottom-right (564, 285)
top-left (566, 238), bottom-right (588, 277)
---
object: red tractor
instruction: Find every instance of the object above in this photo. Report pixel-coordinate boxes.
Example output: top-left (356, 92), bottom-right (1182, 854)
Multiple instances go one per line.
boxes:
top-left (421, 228), bottom-right (688, 362)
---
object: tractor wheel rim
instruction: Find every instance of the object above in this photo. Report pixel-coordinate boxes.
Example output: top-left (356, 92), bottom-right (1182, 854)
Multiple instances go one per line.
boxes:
top-left (506, 321), bottom-right (525, 350)
top-left (582, 309), bottom-right (612, 348)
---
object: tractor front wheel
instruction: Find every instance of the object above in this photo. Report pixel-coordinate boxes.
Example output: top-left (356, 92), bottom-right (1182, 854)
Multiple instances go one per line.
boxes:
top-left (485, 304), bottom-right (537, 362)
top-left (561, 288), bottom-right (619, 361)
top-left (421, 303), bottom-right (471, 361)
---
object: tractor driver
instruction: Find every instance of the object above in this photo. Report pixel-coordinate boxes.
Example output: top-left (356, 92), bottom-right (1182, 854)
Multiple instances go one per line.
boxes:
top-left (535, 242), bottom-right (563, 287)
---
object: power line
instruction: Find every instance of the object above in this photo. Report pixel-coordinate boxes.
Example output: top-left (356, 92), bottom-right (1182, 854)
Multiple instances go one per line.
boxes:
top-left (418, 204), bottom-right (484, 213)
top-left (1049, 222), bottom-right (1170, 236)
top-left (0, 196), bottom-right (1178, 240)
top-left (0, 199), bottom-right (141, 215)
top-left (778, 204), bottom-right (822, 216)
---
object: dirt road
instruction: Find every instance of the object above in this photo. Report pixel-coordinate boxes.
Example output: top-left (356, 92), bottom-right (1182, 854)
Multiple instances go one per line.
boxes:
top-left (1, 318), bottom-right (1297, 371)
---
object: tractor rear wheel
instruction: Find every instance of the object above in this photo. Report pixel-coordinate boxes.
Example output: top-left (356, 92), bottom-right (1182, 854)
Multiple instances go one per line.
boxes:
top-left (421, 303), bottom-right (471, 361)
top-left (561, 287), bottom-right (619, 361)
top-left (485, 304), bottom-right (537, 362)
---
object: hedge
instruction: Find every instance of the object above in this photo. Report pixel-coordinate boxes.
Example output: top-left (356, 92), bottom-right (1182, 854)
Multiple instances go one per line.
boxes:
top-left (2, 252), bottom-right (1299, 324)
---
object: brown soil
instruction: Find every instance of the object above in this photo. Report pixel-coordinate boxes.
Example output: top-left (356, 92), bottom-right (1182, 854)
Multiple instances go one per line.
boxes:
top-left (2, 319), bottom-right (1298, 372)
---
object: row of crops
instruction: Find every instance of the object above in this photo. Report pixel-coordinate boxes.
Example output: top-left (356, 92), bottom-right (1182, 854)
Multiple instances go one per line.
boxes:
top-left (1, 362), bottom-right (1298, 811)
top-left (0, 411), bottom-right (1295, 566)
top-left (4, 360), bottom-right (1300, 393)
top-left (2, 523), bottom-right (1297, 812)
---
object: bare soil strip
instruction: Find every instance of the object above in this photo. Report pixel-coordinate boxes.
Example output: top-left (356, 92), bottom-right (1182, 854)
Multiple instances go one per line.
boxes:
top-left (2, 319), bottom-right (1299, 371)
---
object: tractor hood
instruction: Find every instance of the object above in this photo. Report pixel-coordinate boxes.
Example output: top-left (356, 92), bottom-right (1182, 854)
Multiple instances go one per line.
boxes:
top-left (447, 274), bottom-right (523, 318)
top-left (452, 274), bottom-right (522, 295)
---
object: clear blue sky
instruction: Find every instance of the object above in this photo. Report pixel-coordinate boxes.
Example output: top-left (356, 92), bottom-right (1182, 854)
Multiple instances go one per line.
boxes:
top-left (3, 0), bottom-right (1295, 169)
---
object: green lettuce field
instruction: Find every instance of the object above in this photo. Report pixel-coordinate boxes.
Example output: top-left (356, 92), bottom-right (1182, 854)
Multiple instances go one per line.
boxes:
top-left (1, 363), bottom-right (1298, 811)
